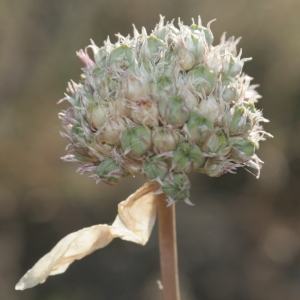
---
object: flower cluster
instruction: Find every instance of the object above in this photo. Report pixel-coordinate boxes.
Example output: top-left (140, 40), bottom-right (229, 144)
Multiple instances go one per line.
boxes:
top-left (59, 16), bottom-right (269, 204)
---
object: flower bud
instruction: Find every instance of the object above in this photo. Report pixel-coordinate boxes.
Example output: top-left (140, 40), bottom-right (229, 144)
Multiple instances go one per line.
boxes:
top-left (184, 111), bottom-right (213, 144)
top-left (220, 76), bottom-right (237, 102)
top-left (177, 41), bottom-right (196, 71)
top-left (190, 23), bottom-right (214, 46)
top-left (99, 118), bottom-right (126, 145)
top-left (172, 142), bottom-right (205, 173)
top-left (108, 44), bottom-right (134, 69)
top-left (222, 55), bottom-right (242, 78)
top-left (155, 76), bottom-right (176, 99)
top-left (147, 35), bottom-right (167, 54)
top-left (161, 172), bottom-right (191, 202)
top-left (124, 75), bottom-right (150, 102)
top-left (143, 156), bottom-right (169, 180)
top-left (121, 126), bottom-right (152, 157)
top-left (96, 158), bottom-right (127, 185)
top-left (152, 127), bottom-right (181, 153)
top-left (190, 37), bottom-right (205, 63)
top-left (86, 103), bottom-right (107, 130)
top-left (198, 94), bottom-right (223, 123)
top-left (201, 127), bottom-right (228, 153)
top-left (130, 99), bottom-right (159, 128)
top-left (229, 107), bottom-right (252, 135)
top-left (188, 66), bottom-right (216, 95)
top-left (71, 123), bottom-right (86, 140)
top-left (231, 138), bottom-right (256, 163)
top-left (74, 150), bottom-right (98, 163)
top-left (205, 158), bottom-right (226, 177)
top-left (158, 96), bottom-right (190, 127)
top-left (92, 139), bottom-right (113, 156)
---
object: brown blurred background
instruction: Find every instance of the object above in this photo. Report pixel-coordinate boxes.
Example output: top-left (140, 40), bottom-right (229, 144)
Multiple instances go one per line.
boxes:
top-left (1, 0), bottom-right (300, 299)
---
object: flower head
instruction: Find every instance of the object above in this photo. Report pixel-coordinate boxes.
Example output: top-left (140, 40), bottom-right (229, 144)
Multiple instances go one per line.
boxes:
top-left (16, 15), bottom-right (271, 292)
top-left (59, 16), bottom-right (270, 203)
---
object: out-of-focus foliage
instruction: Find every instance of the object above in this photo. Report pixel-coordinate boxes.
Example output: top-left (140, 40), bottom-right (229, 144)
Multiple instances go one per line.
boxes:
top-left (0, 0), bottom-right (300, 299)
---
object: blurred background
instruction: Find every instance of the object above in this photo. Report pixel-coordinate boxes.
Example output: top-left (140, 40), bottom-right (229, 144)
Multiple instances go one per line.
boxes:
top-left (1, 0), bottom-right (300, 299)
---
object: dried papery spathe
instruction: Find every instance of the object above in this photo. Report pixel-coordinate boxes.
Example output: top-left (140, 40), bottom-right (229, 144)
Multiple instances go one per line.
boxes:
top-left (16, 182), bottom-right (160, 290)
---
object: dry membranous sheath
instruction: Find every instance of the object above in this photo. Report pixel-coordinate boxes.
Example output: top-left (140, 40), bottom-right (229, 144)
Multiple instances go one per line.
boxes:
top-left (16, 16), bottom-right (270, 291)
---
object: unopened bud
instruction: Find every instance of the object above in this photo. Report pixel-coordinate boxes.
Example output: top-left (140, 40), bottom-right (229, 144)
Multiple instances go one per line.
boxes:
top-left (223, 56), bottom-right (242, 78)
top-left (188, 66), bottom-right (216, 95)
top-left (172, 142), bottom-right (205, 173)
top-left (158, 96), bottom-right (190, 127)
top-left (121, 126), bottom-right (152, 157)
top-left (202, 127), bottom-right (228, 153)
top-left (99, 118), bottom-right (126, 145)
top-left (130, 99), bottom-right (159, 128)
top-left (108, 44), bottom-right (134, 69)
top-left (152, 126), bottom-right (181, 153)
top-left (190, 23), bottom-right (214, 46)
top-left (229, 107), bottom-right (252, 135)
top-left (177, 41), bottom-right (196, 71)
top-left (147, 35), bottom-right (167, 54)
top-left (205, 158), bottom-right (226, 177)
top-left (124, 75), bottom-right (150, 102)
top-left (143, 156), bottom-right (169, 180)
top-left (96, 158), bottom-right (127, 185)
top-left (161, 172), bottom-right (191, 201)
top-left (220, 76), bottom-right (237, 102)
top-left (184, 111), bottom-right (213, 144)
top-left (155, 76), bottom-right (176, 98)
top-left (86, 103), bottom-right (107, 130)
top-left (74, 151), bottom-right (98, 163)
top-left (231, 138), bottom-right (255, 162)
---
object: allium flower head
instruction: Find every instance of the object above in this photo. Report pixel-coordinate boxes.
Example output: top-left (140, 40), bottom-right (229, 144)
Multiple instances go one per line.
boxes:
top-left (16, 15), bottom-right (271, 292)
top-left (59, 15), bottom-right (270, 204)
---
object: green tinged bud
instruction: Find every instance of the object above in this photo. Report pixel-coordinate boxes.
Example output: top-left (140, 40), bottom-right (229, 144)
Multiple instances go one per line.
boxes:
top-left (233, 138), bottom-right (255, 156)
top-left (74, 151), bottom-right (98, 163)
top-left (99, 118), bottom-right (126, 145)
top-left (143, 156), bottom-right (169, 180)
top-left (161, 172), bottom-right (191, 201)
top-left (92, 139), bottom-right (113, 156)
top-left (205, 158), bottom-right (226, 177)
top-left (71, 124), bottom-right (86, 140)
top-left (152, 127), bottom-right (180, 153)
top-left (158, 96), bottom-right (190, 127)
top-left (172, 142), bottom-right (205, 173)
top-left (177, 42), bottom-right (196, 71)
top-left (229, 107), bottom-right (252, 135)
top-left (121, 126), bottom-right (152, 157)
top-left (108, 44), bottom-right (134, 69)
top-left (96, 158), bottom-right (126, 185)
top-left (223, 56), bottom-right (242, 77)
top-left (155, 76), bottom-right (176, 98)
top-left (184, 111), bottom-right (213, 144)
top-left (86, 103), bottom-right (107, 130)
top-left (190, 24), bottom-right (214, 46)
top-left (202, 127), bottom-right (227, 153)
top-left (147, 35), bottom-right (167, 54)
top-left (190, 34), bottom-right (205, 62)
top-left (188, 66), bottom-right (216, 95)
top-left (125, 75), bottom-right (150, 102)
top-left (231, 138), bottom-right (255, 162)
top-left (130, 99), bottom-right (159, 128)
top-left (220, 76), bottom-right (237, 102)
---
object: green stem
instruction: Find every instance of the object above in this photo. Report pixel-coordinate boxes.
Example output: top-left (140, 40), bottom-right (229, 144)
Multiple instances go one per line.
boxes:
top-left (157, 194), bottom-right (181, 300)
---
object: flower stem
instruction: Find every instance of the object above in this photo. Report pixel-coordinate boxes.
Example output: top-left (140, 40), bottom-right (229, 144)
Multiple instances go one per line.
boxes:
top-left (157, 194), bottom-right (181, 300)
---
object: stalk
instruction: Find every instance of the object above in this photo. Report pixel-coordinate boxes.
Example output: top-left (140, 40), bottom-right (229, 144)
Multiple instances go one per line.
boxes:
top-left (157, 194), bottom-right (181, 300)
